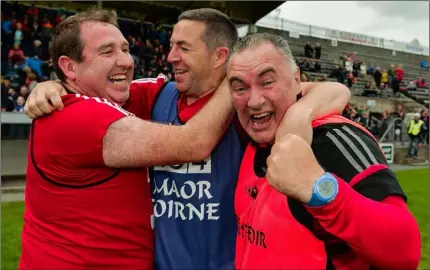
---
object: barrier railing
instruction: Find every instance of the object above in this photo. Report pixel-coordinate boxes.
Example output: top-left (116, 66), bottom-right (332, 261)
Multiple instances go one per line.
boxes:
top-left (1, 112), bottom-right (32, 124)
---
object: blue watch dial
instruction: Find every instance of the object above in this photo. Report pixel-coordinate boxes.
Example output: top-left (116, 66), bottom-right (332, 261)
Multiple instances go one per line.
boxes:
top-left (318, 179), bottom-right (336, 199)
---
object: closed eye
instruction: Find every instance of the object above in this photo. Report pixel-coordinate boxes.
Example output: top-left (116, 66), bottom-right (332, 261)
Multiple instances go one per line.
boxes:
top-left (263, 81), bottom-right (273, 87)
top-left (235, 87), bottom-right (247, 92)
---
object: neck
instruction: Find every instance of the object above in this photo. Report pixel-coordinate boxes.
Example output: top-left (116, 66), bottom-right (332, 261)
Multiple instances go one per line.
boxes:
top-left (185, 71), bottom-right (225, 105)
top-left (63, 80), bottom-right (94, 98)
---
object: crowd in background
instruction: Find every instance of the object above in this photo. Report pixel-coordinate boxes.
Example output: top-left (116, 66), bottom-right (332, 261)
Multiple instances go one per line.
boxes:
top-left (342, 102), bottom-right (429, 144)
top-left (1, 2), bottom-right (174, 113)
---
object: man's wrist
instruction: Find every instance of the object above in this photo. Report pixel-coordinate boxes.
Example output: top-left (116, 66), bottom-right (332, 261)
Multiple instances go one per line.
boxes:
top-left (298, 166), bottom-right (325, 204)
top-left (306, 172), bottom-right (339, 207)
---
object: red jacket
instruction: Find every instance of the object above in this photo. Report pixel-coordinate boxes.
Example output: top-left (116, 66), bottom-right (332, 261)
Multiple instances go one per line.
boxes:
top-left (20, 95), bottom-right (154, 269)
top-left (235, 115), bottom-right (420, 269)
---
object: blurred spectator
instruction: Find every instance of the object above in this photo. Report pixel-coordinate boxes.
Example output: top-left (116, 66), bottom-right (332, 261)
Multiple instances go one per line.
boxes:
top-left (417, 78), bottom-right (427, 88)
top-left (348, 51), bottom-right (357, 63)
top-left (420, 59), bottom-right (429, 69)
top-left (407, 80), bottom-right (417, 91)
top-left (406, 113), bottom-right (424, 159)
top-left (381, 69), bottom-right (388, 89)
top-left (380, 110), bottom-right (391, 135)
top-left (19, 85), bottom-right (30, 100)
top-left (14, 95), bottom-right (26, 112)
top-left (420, 109), bottom-right (429, 144)
top-left (352, 61), bottom-right (360, 77)
top-left (387, 64), bottom-right (395, 87)
top-left (345, 59), bottom-right (353, 72)
top-left (391, 75), bottom-right (401, 95)
top-left (129, 37), bottom-right (140, 65)
top-left (8, 43), bottom-right (25, 65)
top-left (26, 3), bottom-right (40, 18)
top-left (27, 72), bottom-right (39, 91)
top-left (392, 104), bottom-right (405, 142)
top-left (373, 67), bottom-right (382, 89)
top-left (141, 39), bottom-right (154, 64)
top-left (1, 78), bottom-right (12, 111)
top-left (21, 54), bottom-right (44, 78)
top-left (14, 22), bottom-right (23, 46)
top-left (30, 18), bottom-right (42, 42)
top-left (359, 62), bottom-right (367, 77)
top-left (360, 111), bottom-right (373, 133)
top-left (347, 72), bottom-right (354, 88)
top-left (329, 65), bottom-right (347, 84)
top-left (394, 64), bottom-right (404, 82)
top-left (367, 64), bottom-right (374, 75)
top-left (314, 61), bottom-right (321, 73)
top-left (2, 16), bottom-right (13, 37)
top-left (304, 41), bottom-right (313, 58)
top-left (31, 39), bottom-right (43, 59)
top-left (364, 74), bottom-right (375, 89)
top-left (314, 42), bottom-right (321, 59)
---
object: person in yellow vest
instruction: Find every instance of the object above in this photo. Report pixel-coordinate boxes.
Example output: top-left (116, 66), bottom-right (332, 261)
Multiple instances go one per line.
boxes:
top-left (407, 113), bottom-right (424, 158)
top-left (381, 69), bottom-right (388, 89)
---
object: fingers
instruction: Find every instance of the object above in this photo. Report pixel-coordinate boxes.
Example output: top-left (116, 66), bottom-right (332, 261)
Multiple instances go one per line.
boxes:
top-left (48, 91), bottom-right (64, 111)
top-left (24, 97), bottom-right (46, 119)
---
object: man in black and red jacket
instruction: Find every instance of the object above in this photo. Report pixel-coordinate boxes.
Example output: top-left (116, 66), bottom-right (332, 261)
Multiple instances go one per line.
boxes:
top-left (230, 33), bottom-right (420, 270)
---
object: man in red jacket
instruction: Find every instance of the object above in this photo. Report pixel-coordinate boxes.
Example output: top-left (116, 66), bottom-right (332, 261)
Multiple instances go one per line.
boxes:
top-left (229, 33), bottom-right (421, 269)
top-left (395, 64), bottom-right (404, 82)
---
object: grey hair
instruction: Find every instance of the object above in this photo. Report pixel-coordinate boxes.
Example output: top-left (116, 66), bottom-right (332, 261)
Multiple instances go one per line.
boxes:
top-left (229, 33), bottom-right (297, 71)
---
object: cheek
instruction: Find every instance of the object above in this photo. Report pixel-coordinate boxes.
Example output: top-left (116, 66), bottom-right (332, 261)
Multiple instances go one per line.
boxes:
top-left (232, 94), bottom-right (248, 112)
top-left (233, 95), bottom-right (249, 118)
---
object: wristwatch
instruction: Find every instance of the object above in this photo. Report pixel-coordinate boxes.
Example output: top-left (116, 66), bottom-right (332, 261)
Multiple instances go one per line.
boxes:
top-left (306, 172), bottom-right (339, 207)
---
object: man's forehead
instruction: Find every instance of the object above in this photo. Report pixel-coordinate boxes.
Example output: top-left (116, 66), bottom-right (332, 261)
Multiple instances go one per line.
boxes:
top-left (229, 50), bottom-right (280, 75)
top-left (80, 21), bottom-right (127, 47)
top-left (171, 20), bottom-right (205, 43)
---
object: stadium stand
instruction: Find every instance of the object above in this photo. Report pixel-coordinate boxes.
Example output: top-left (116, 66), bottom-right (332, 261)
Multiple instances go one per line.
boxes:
top-left (1, 1), bottom-right (428, 169)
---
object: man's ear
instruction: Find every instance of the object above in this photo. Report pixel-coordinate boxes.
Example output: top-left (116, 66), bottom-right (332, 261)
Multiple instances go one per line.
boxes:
top-left (57, 56), bottom-right (78, 81)
top-left (213, 47), bottom-right (229, 69)
top-left (294, 66), bottom-right (301, 88)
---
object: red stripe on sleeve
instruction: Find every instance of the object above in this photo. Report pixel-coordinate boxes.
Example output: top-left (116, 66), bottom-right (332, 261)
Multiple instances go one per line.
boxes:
top-left (306, 179), bottom-right (421, 269)
top-left (349, 164), bottom-right (388, 187)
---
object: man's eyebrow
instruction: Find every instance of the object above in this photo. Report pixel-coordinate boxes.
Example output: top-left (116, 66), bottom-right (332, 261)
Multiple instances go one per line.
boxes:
top-left (98, 41), bottom-right (129, 52)
top-left (174, 40), bottom-right (191, 47)
top-left (98, 42), bottom-right (115, 52)
top-left (229, 76), bottom-right (244, 85)
top-left (257, 67), bottom-right (276, 77)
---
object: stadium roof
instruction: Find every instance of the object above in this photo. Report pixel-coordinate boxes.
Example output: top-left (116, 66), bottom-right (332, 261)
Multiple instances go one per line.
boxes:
top-left (77, 1), bottom-right (283, 24)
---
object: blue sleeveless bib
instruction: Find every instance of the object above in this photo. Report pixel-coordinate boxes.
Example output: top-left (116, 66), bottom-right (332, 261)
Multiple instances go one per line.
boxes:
top-left (150, 82), bottom-right (244, 269)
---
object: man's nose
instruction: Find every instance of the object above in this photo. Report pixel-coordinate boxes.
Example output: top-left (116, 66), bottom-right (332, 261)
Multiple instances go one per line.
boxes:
top-left (247, 89), bottom-right (265, 109)
top-left (167, 46), bottom-right (180, 63)
top-left (117, 50), bottom-right (134, 69)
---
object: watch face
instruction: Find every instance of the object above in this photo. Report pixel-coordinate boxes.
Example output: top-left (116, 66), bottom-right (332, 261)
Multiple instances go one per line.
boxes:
top-left (319, 179), bottom-right (335, 198)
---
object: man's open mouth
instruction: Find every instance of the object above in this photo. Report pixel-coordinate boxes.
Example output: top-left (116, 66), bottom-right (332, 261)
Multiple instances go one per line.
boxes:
top-left (251, 112), bottom-right (273, 126)
top-left (108, 74), bottom-right (127, 84)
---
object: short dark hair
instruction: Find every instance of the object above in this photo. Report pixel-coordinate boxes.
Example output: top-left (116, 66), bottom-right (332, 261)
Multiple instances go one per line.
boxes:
top-left (49, 8), bottom-right (119, 81)
top-left (178, 8), bottom-right (238, 51)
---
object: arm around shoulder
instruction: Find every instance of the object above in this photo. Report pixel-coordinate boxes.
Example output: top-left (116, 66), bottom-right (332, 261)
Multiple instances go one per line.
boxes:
top-left (103, 79), bottom-right (235, 168)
